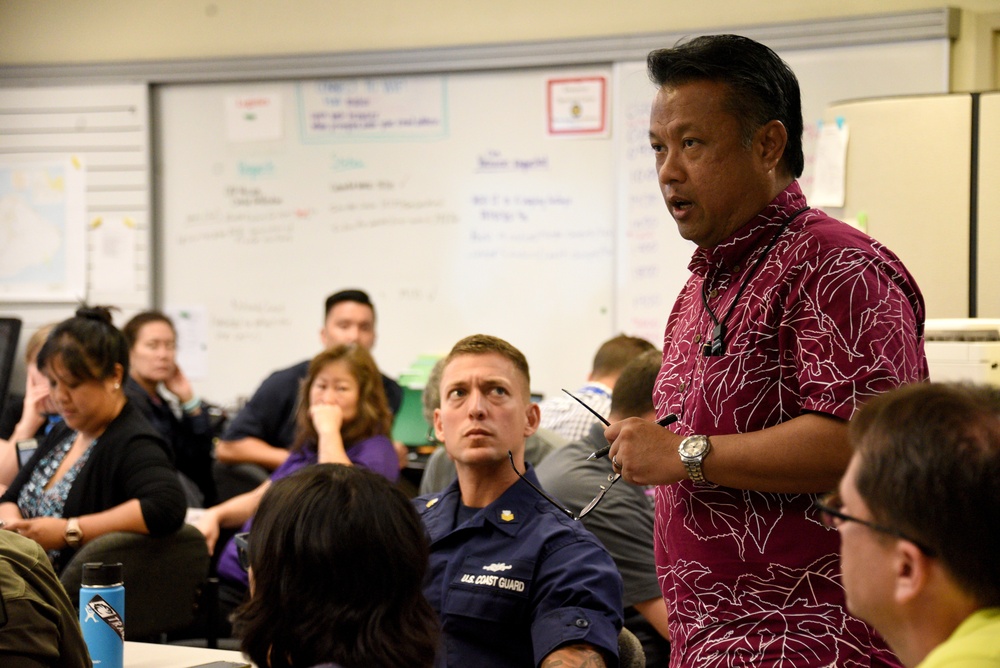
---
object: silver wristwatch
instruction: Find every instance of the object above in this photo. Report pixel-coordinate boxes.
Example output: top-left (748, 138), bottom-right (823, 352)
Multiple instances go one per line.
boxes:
top-left (678, 435), bottom-right (712, 485)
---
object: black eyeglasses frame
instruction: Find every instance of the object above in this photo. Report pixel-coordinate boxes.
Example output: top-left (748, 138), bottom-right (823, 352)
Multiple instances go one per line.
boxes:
top-left (813, 492), bottom-right (937, 557)
top-left (234, 531), bottom-right (251, 571)
top-left (508, 451), bottom-right (619, 522)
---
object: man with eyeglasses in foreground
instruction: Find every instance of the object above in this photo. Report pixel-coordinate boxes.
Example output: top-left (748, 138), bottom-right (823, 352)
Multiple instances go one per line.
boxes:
top-left (818, 382), bottom-right (1000, 668)
top-left (414, 334), bottom-right (623, 668)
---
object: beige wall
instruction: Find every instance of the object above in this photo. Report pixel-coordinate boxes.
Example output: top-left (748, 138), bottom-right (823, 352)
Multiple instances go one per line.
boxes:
top-left (953, 7), bottom-right (1000, 90)
top-left (0, 0), bottom-right (998, 89)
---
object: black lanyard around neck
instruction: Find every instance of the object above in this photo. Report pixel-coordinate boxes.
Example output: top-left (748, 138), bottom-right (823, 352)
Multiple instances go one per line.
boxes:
top-left (700, 206), bottom-right (809, 357)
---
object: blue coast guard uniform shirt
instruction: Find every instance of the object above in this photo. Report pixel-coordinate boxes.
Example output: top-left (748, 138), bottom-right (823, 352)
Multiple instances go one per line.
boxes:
top-left (414, 465), bottom-right (623, 668)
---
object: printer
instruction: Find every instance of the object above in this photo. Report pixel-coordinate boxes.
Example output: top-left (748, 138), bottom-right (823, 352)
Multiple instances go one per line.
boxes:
top-left (923, 318), bottom-right (1000, 386)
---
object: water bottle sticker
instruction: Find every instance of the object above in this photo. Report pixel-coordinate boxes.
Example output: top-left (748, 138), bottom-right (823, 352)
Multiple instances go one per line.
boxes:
top-left (84, 594), bottom-right (125, 641)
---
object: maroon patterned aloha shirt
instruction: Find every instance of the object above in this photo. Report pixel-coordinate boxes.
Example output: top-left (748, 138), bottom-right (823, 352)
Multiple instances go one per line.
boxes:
top-left (653, 181), bottom-right (927, 667)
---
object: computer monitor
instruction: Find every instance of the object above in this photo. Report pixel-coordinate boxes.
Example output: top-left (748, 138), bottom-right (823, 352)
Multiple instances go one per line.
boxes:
top-left (391, 386), bottom-right (433, 448)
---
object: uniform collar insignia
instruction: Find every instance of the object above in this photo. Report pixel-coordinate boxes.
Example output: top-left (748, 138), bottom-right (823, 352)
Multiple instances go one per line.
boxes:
top-left (426, 497), bottom-right (439, 508)
top-left (483, 562), bottom-right (513, 572)
top-left (500, 509), bottom-right (515, 522)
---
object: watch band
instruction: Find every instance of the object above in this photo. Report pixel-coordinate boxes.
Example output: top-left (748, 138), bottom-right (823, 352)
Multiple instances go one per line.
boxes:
top-left (65, 517), bottom-right (83, 548)
top-left (683, 457), bottom-right (710, 485)
top-left (679, 434), bottom-right (712, 486)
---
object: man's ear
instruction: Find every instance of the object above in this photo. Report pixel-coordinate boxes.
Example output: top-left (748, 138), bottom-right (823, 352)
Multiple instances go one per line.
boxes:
top-left (433, 407), bottom-right (445, 443)
top-left (756, 120), bottom-right (788, 173)
top-left (893, 541), bottom-right (931, 606)
top-left (524, 401), bottom-right (541, 437)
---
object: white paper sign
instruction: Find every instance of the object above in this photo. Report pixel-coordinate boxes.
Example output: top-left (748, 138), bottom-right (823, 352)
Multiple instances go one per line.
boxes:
top-left (226, 93), bottom-right (284, 143)
top-left (547, 76), bottom-right (608, 136)
top-left (90, 216), bottom-right (136, 294)
top-left (165, 305), bottom-right (209, 381)
top-left (300, 76), bottom-right (447, 141)
top-left (810, 121), bottom-right (850, 207)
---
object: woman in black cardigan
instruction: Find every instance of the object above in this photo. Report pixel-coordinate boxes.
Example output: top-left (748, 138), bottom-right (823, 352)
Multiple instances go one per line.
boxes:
top-left (123, 310), bottom-right (217, 507)
top-left (0, 306), bottom-right (186, 573)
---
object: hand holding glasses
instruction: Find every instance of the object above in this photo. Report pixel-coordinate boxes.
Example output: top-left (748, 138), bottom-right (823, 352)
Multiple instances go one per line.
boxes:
top-left (559, 389), bottom-right (678, 461)
top-left (508, 451), bottom-right (619, 521)
top-left (509, 391), bottom-right (677, 520)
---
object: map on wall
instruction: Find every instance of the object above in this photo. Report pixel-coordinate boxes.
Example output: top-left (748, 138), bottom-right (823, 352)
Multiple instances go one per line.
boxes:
top-left (0, 158), bottom-right (86, 302)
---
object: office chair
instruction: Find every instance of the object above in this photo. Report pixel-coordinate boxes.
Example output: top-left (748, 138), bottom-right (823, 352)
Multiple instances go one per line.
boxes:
top-left (618, 626), bottom-right (647, 668)
top-left (212, 460), bottom-right (269, 503)
top-left (59, 524), bottom-right (211, 641)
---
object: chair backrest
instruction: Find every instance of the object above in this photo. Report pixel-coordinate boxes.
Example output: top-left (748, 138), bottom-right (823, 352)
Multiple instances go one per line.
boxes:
top-left (0, 317), bottom-right (22, 416)
top-left (59, 525), bottom-right (211, 640)
top-left (618, 626), bottom-right (647, 668)
top-left (213, 460), bottom-right (270, 503)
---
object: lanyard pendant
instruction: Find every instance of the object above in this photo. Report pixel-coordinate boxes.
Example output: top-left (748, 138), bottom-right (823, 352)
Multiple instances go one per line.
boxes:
top-left (703, 323), bottom-right (726, 357)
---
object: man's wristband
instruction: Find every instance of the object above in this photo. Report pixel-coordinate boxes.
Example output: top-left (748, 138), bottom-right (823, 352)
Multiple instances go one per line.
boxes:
top-left (181, 396), bottom-right (202, 413)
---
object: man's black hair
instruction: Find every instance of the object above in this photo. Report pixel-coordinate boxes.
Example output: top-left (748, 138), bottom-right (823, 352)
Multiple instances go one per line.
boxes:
top-left (648, 34), bottom-right (804, 178)
top-left (324, 289), bottom-right (374, 319)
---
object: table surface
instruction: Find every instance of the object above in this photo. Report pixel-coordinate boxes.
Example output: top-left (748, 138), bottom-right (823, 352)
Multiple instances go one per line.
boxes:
top-left (124, 641), bottom-right (252, 668)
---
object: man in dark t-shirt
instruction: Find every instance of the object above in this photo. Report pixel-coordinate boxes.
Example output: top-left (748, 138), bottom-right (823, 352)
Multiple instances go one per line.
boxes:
top-left (536, 350), bottom-right (671, 666)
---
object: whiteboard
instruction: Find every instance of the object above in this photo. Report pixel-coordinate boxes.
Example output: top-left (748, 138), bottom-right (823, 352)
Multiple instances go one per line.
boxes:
top-left (156, 68), bottom-right (617, 406)
top-left (155, 36), bottom-right (952, 408)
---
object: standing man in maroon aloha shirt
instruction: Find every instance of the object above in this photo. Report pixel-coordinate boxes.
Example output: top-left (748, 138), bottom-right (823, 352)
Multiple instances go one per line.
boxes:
top-left (605, 34), bottom-right (927, 667)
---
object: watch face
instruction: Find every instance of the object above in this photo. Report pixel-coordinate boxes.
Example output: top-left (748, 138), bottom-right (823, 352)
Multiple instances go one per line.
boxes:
top-left (681, 436), bottom-right (708, 457)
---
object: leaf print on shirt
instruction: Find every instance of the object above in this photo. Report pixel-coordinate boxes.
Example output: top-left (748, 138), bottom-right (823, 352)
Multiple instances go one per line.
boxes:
top-left (669, 554), bottom-right (884, 667)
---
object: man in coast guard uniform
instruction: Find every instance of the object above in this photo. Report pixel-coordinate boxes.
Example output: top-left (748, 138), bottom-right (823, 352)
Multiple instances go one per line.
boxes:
top-left (415, 334), bottom-right (623, 668)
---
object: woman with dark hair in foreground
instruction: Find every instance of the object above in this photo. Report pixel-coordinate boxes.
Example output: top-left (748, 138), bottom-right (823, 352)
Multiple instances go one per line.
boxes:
top-left (233, 463), bottom-right (438, 668)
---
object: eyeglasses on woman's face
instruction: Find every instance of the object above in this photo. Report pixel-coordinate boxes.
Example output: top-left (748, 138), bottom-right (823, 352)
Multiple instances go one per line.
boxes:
top-left (813, 491), bottom-right (936, 557)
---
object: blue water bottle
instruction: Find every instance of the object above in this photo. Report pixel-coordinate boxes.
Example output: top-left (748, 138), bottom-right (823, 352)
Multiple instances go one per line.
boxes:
top-left (79, 562), bottom-right (125, 668)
